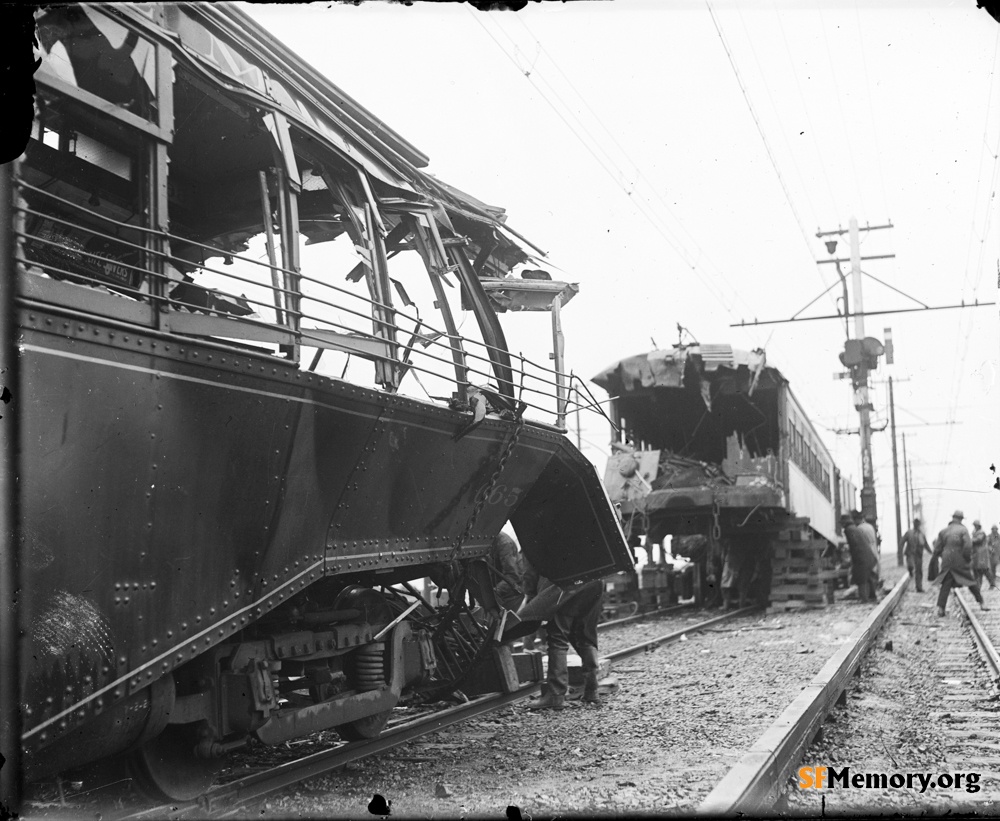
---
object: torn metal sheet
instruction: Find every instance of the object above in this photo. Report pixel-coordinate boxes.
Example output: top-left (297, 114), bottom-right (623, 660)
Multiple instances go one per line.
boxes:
top-left (480, 279), bottom-right (578, 313)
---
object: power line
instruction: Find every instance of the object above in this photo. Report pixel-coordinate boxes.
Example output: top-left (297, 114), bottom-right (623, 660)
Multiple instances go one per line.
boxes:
top-left (501, 13), bottom-right (764, 327)
top-left (468, 10), bottom-right (760, 329)
top-left (772, 4), bottom-right (841, 220)
top-left (817, 6), bottom-right (867, 217)
top-left (731, 299), bottom-right (996, 327)
top-left (853, 4), bottom-right (890, 227)
top-left (706, 2), bottom-right (820, 269)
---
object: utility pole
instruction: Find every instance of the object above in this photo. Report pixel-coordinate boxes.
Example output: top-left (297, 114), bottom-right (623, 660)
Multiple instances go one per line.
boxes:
top-left (902, 431), bottom-right (912, 524)
top-left (889, 376), bottom-right (903, 566)
top-left (820, 218), bottom-right (892, 530)
top-left (850, 218), bottom-right (877, 527)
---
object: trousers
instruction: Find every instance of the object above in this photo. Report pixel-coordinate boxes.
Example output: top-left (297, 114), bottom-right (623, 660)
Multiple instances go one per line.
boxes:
top-left (906, 553), bottom-right (924, 591)
top-left (544, 580), bottom-right (603, 699)
top-left (975, 565), bottom-right (996, 590)
top-left (938, 574), bottom-right (984, 610)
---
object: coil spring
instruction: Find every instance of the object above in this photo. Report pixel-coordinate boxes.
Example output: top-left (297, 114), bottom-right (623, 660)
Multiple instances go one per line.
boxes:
top-left (353, 642), bottom-right (386, 691)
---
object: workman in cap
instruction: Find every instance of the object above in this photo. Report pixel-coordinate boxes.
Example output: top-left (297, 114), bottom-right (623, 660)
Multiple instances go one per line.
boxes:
top-left (900, 517), bottom-right (933, 593)
top-left (971, 519), bottom-right (995, 590)
top-left (517, 557), bottom-right (605, 710)
top-left (932, 510), bottom-right (990, 617)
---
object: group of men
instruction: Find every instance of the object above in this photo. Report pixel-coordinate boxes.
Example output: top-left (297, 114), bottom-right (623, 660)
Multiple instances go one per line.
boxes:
top-left (900, 511), bottom-right (997, 616)
top-left (490, 532), bottom-right (605, 711)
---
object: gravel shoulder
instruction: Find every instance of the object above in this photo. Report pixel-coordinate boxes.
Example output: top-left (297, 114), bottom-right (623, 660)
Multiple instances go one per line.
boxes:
top-left (782, 559), bottom-right (1000, 816)
top-left (259, 595), bottom-right (890, 818)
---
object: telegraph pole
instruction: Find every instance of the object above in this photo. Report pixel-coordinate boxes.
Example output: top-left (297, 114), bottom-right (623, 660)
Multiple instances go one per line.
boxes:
top-left (849, 218), bottom-right (878, 527)
top-left (888, 376), bottom-right (903, 566)
top-left (902, 431), bottom-right (912, 523)
top-left (819, 218), bottom-right (892, 530)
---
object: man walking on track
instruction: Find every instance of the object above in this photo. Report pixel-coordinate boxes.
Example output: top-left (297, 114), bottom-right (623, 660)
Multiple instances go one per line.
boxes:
top-left (900, 517), bottom-right (933, 592)
top-left (517, 559), bottom-right (605, 710)
top-left (932, 510), bottom-right (991, 617)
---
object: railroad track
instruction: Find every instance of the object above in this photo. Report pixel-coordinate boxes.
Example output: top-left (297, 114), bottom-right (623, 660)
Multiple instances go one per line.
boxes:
top-left (700, 575), bottom-right (1000, 817)
top-left (930, 588), bottom-right (1000, 805)
top-left (97, 604), bottom-right (753, 818)
top-left (699, 572), bottom-right (910, 815)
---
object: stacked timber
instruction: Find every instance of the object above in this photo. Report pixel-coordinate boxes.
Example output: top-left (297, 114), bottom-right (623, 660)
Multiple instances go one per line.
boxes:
top-left (769, 519), bottom-right (847, 611)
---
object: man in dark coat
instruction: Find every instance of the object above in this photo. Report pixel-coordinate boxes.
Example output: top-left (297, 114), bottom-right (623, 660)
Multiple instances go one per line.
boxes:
top-left (932, 510), bottom-right (990, 617)
top-left (971, 520), bottom-right (995, 590)
top-left (900, 517), bottom-right (933, 592)
top-left (989, 525), bottom-right (1000, 587)
top-left (517, 558), bottom-right (604, 710)
top-left (843, 513), bottom-right (876, 602)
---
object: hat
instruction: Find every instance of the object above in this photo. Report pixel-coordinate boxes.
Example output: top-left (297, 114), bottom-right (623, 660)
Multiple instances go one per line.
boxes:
top-left (974, 519), bottom-right (982, 527)
top-left (913, 518), bottom-right (921, 525)
top-left (953, 510), bottom-right (965, 520)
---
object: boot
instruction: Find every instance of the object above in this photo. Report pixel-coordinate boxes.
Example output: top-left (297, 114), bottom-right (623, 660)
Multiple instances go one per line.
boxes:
top-left (540, 644), bottom-right (569, 705)
top-left (580, 645), bottom-right (602, 705)
top-left (981, 602), bottom-right (992, 612)
top-left (527, 692), bottom-right (565, 710)
top-left (938, 606), bottom-right (946, 617)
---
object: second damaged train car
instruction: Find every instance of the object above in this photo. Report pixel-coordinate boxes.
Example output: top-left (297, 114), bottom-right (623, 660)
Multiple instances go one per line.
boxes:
top-left (11, 3), bottom-right (631, 802)
top-left (593, 343), bottom-right (856, 607)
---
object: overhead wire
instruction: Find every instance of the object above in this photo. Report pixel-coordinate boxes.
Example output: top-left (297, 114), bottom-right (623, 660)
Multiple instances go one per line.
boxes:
top-left (936, 31), bottom-right (1000, 509)
top-left (469, 10), bottom-right (761, 334)
top-left (733, 6), bottom-right (840, 327)
top-left (852, 3), bottom-right (890, 229)
top-left (817, 7), bottom-right (867, 218)
top-left (735, 6), bottom-right (823, 240)
top-left (706, 4), bottom-right (822, 270)
top-left (773, 6), bottom-right (840, 220)
top-left (508, 13), bottom-right (763, 328)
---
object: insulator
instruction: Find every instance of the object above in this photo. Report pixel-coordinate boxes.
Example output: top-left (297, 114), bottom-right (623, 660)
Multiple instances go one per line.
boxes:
top-left (352, 642), bottom-right (385, 691)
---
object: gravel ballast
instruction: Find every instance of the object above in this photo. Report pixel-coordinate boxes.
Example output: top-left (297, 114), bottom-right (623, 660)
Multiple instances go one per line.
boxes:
top-left (782, 566), bottom-right (1000, 816)
top-left (259, 597), bottom-right (887, 818)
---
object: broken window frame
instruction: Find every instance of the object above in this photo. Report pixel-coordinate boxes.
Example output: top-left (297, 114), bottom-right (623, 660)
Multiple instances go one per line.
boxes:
top-left (25, 4), bottom-right (173, 313)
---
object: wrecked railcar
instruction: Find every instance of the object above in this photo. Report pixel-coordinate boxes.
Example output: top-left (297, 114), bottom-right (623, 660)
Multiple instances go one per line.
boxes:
top-left (10, 3), bottom-right (631, 802)
top-left (592, 344), bottom-right (856, 604)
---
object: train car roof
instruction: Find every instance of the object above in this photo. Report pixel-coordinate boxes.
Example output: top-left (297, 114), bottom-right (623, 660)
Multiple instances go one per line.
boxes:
top-left (591, 343), bottom-right (777, 394)
top-left (115, 2), bottom-right (544, 268)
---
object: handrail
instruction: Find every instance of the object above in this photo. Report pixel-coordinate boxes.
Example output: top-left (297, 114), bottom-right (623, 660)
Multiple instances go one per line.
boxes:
top-left (15, 182), bottom-right (595, 426)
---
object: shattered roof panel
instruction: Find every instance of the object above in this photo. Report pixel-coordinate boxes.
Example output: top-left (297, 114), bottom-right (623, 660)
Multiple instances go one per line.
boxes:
top-left (592, 345), bottom-right (771, 394)
top-left (151, 3), bottom-right (544, 265)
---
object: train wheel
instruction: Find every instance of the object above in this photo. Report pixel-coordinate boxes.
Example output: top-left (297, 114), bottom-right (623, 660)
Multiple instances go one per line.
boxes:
top-left (334, 709), bottom-right (392, 741)
top-left (129, 725), bottom-right (223, 801)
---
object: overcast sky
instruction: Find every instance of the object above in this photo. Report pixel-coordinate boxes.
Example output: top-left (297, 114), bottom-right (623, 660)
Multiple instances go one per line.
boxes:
top-left (244, 0), bottom-right (1000, 548)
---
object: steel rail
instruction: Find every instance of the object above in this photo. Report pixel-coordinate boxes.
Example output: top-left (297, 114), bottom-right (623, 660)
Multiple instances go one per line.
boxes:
top-left (598, 602), bottom-right (695, 631)
top-left (699, 571), bottom-right (910, 816)
top-left (126, 687), bottom-right (541, 819)
top-left (605, 605), bottom-right (763, 662)
top-left (119, 605), bottom-right (748, 818)
top-left (954, 590), bottom-right (1000, 684)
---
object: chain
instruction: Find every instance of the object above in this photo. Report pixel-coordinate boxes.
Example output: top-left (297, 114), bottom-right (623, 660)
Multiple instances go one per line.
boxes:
top-left (449, 416), bottom-right (525, 568)
top-left (711, 495), bottom-right (722, 542)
